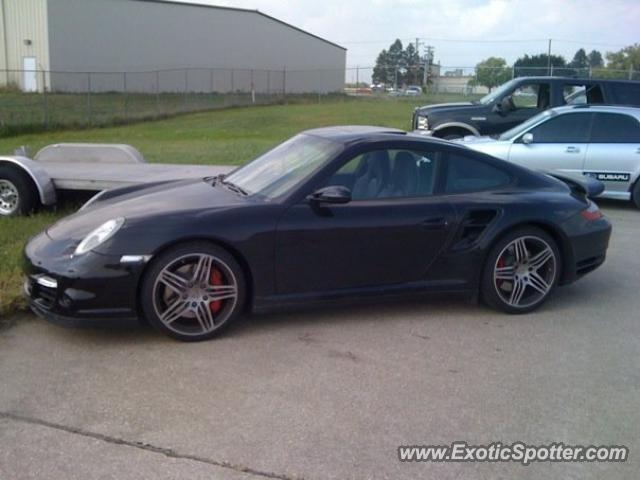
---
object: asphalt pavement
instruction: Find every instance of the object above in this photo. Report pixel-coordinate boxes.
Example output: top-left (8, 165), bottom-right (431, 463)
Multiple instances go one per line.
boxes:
top-left (1, 200), bottom-right (639, 479)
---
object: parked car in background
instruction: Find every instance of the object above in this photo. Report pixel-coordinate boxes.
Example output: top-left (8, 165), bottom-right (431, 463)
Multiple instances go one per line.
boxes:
top-left (412, 77), bottom-right (640, 139)
top-left (25, 126), bottom-right (611, 342)
top-left (405, 85), bottom-right (422, 96)
top-left (457, 105), bottom-right (640, 208)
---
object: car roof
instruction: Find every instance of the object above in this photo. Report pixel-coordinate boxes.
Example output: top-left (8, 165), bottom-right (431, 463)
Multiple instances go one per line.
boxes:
top-left (549, 104), bottom-right (640, 118)
top-left (302, 125), bottom-right (458, 146)
top-left (303, 125), bottom-right (407, 142)
top-left (513, 76), bottom-right (640, 85)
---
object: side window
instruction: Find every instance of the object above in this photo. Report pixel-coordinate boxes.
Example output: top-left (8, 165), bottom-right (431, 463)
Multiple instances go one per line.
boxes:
top-left (509, 83), bottom-right (550, 110)
top-left (591, 113), bottom-right (640, 143)
top-left (527, 113), bottom-right (592, 143)
top-left (444, 153), bottom-right (511, 194)
top-left (323, 149), bottom-right (443, 200)
top-left (564, 84), bottom-right (604, 105)
top-left (610, 83), bottom-right (640, 105)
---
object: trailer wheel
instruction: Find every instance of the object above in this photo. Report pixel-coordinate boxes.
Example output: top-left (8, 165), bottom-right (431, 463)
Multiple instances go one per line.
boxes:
top-left (0, 165), bottom-right (38, 216)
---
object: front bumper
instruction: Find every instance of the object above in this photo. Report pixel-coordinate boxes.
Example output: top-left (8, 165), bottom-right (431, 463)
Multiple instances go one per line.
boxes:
top-left (23, 232), bottom-right (148, 324)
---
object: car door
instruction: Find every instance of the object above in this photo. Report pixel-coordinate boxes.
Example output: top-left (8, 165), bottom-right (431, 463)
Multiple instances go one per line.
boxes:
top-left (485, 82), bottom-right (552, 135)
top-left (274, 146), bottom-right (456, 294)
top-left (583, 112), bottom-right (640, 197)
top-left (507, 112), bottom-right (592, 174)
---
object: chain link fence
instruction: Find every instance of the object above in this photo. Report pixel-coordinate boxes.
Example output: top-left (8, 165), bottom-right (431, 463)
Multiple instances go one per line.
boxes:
top-left (0, 66), bottom-right (345, 136)
top-left (345, 65), bottom-right (640, 95)
top-left (2, 64), bottom-right (639, 136)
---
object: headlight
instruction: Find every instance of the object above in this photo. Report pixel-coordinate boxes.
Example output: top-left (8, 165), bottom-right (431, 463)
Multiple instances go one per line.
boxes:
top-left (417, 115), bottom-right (429, 130)
top-left (74, 217), bottom-right (125, 256)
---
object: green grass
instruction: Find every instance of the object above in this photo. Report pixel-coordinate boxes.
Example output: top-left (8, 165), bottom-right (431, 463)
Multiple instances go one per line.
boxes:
top-left (0, 94), bottom-right (479, 317)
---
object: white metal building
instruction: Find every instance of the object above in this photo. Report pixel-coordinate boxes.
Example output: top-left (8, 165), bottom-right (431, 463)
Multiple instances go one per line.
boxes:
top-left (0, 0), bottom-right (347, 93)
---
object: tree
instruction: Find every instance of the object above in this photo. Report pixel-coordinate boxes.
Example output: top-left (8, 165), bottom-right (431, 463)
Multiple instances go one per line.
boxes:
top-left (588, 50), bottom-right (604, 68)
top-left (606, 43), bottom-right (640, 73)
top-left (472, 57), bottom-right (511, 92)
top-left (569, 48), bottom-right (588, 69)
top-left (513, 53), bottom-right (566, 76)
top-left (372, 39), bottom-right (425, 86)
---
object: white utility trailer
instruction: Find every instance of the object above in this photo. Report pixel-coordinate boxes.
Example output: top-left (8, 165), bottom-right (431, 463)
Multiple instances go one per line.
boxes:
top-left (0, 144), bottom-right (234, 216)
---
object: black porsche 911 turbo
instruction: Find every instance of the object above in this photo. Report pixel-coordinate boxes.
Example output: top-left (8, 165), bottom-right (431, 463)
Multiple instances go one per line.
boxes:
top-left (24, 126), bottom-right (612, 341)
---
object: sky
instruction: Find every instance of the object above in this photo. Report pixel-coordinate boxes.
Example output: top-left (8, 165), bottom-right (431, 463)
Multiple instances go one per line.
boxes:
top-left (172, 0), bottom-right (639, 78)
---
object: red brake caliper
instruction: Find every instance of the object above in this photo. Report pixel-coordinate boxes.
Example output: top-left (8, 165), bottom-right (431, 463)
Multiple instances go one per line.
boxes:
top-left (497, 257), bottom-right (506, 289)
top-left (209, 267), bottom-right (223, 314)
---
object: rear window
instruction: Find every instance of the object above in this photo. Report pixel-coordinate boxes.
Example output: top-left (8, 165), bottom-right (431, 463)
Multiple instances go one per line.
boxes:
top-left (444, 154), bottom-right (511, 193)
top-left (609, 83), bottom-right (640, 105)
top-left (591, 113), bottom-right (640, 143)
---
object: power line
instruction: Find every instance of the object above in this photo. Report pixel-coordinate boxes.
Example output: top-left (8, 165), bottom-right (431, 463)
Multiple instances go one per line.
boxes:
top-left (338, 36), bottom-right (629, 48)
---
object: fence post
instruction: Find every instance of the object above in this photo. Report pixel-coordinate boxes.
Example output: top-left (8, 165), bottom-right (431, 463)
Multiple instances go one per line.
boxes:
top-left (230, 69), bottom-right (234, 93)
top-left (123, 72), bottom-right (128, 121)
top-left (210, 68), bottom-right (215, 104)
top-left (629, 64), bottom-right (634, 80)
top-left (251, 69), bottom-right (255, 104)
top-left (41, 69), bottom-right (48, 128)
top-left (86, 73), bottom-right (92, 126)
top-left (282, 67), bottom-right (286, 97)
top-left (267, 70), bottom-right (271, 95)
top-left (183, 68), bottom-right (188, 111)
top-left (155, 70), bottom-right (160, 118)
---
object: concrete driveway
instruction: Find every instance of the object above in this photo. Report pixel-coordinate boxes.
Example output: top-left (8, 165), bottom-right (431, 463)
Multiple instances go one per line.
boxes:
top-left (1, 201), bottom-right (639, 480)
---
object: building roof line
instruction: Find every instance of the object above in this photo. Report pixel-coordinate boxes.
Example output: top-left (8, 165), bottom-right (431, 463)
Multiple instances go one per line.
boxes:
top-left (132, 0), bottom-right (347, 51)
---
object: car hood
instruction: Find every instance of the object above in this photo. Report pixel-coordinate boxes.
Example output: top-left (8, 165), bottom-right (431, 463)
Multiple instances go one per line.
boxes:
top-left (415, 101), bottom-right (476, 114)
top-left (47, 178), bottom-right (248, 241)
top-left (455, 135), bottom-right (500, 145)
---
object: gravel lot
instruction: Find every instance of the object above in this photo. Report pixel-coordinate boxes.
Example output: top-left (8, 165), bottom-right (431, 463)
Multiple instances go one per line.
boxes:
top-left (1, 200), bottom-right (638, 480)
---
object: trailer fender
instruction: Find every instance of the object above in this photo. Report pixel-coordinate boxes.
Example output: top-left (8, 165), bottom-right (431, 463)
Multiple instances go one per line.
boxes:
top-left (0, 156), bottom-right (57, 206)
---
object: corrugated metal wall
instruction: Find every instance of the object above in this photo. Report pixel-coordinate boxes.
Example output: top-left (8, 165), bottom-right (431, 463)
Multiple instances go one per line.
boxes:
top-left (47, 0), bottom-right (346, 93)
top-left (0, 0), bottom-right (50, 91)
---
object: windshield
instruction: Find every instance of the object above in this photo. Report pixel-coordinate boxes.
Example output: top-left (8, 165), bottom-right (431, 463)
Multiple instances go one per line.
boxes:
top-left (498, 109), bottom-right (556, 141)
top-left (223, 134), bottom-right (342, 199)
top-left (476, 79), bottom-right (518, 105)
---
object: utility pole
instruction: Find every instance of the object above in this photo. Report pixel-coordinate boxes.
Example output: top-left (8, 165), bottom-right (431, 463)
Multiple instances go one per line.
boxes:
top-left (547, 38), bottom-right (552, 76)
top-left (423, 45), bottom-right (434, 87)
top-left (415, 38), bottom-right (420, 84)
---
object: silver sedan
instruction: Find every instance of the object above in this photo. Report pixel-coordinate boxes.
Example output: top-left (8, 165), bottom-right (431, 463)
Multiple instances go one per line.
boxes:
top-left (456, 105), bottom-right (640, 208)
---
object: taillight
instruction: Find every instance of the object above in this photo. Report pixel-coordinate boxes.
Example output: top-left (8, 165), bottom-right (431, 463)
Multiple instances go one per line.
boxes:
top-left (581, 201), bottom-right (603, 221)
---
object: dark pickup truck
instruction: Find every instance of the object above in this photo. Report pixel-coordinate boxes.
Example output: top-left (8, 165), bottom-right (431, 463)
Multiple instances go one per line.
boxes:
top-left (412, 76), bottom-right (640, 139)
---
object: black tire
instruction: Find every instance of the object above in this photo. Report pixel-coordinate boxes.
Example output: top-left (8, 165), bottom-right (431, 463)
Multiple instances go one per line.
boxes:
top-left (481, 227), bottom-right (561, 314)
top-left (140, 241), bottom-right (246, 342)
top-left (0, 165), bottom-right (38, 216)
top-left (632, 179), bottom-right (640, 209)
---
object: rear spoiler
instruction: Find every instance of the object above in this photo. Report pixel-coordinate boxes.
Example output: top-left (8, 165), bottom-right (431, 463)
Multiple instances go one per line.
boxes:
top-left (544, 171), bottom-right (604, 198)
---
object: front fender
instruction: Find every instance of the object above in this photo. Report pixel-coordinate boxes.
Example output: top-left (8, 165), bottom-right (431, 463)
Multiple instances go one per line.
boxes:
top-left (0, 156), bottom-right (57, 205)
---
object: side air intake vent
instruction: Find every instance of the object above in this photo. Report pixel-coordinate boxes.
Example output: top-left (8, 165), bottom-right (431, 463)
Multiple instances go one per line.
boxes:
top-left (453, 209), bottom-right (499, 250)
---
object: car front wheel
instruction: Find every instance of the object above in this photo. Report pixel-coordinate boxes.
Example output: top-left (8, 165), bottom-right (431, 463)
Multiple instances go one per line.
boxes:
top-left (481, 227), bottom-right (560, 314)
top-left (141, 242), bottom-right (246, 341)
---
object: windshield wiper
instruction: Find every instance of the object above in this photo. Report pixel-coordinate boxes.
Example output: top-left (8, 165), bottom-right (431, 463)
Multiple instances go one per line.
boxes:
top-left (221, 179), bottom-right (249, 196)
top-left (205, 174), bottom-right (226, 185)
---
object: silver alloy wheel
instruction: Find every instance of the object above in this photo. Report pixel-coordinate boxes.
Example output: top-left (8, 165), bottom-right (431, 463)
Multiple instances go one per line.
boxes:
top-left (0, 179), bottom-right (19, 215)
top-left (152, 253), bottom-right (238, 337)
top-left (493, 235), bottom-right (557, 309)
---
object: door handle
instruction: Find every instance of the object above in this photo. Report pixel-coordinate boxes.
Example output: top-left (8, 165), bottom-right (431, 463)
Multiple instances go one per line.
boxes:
top-left (420, 217), bottom-right (448, 229)
top-left (565, 146), bottom-right (580, 153)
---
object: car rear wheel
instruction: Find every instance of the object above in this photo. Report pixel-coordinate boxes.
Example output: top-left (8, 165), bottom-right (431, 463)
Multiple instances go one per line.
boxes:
top-left (141, 242), bottom-right (246, 341)
top-left (481, 227), bottom-right (560, 314)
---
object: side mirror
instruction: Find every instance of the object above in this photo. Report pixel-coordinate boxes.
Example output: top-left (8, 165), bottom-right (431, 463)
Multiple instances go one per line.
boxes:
top-left (522, 133), bottom-right (534, 145)
top-left (308, 185), bottom-right (351, 205)
top-left (500, 96), bottom-right (513, 112)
